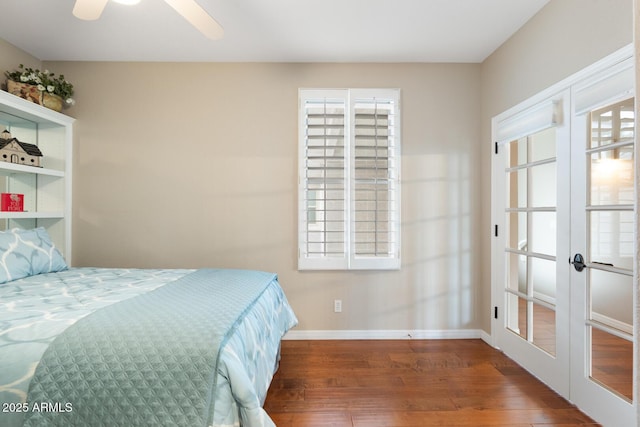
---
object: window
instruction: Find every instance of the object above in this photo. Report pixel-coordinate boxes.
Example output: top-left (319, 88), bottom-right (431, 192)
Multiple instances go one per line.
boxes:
top-left (298, 89), bottom-right (401, 270)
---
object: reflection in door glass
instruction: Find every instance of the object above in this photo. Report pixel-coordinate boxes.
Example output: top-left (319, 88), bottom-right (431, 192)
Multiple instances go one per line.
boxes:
top-left (590, 211), bottom-right (634, 266)
top-left (587, 97), bottom-right (634, 402)
top-left (506, 253), bottom-right (524, 294)
top-left (530, 162), bottom-right (556, 207)
top-left (508, 169), bottom-right (527, 208)
top-left (506, 212), bottom-right (527, 251)
top-left (504, 126), bottom-right (558, 356)
top-left (591, 327), bottom-right (633, 401)
top-left (533, 303), bottom-right (556, 356)
top-left (590, 149), bottom-right (634, 206)
top-left (590, 270), bottom-right (633, 333)
top-left (506, 294), bottom-right (528, 341)
top-left (530, 127), bottom-right (556, 162)
top-left (531, 212), bottom-right (556, 256)
top-left (508, 137), bottom-right (528, 167)
top-left (590, 99), bottom-right (634, 148)
top-left (531, 257), bottom-right (556, 300)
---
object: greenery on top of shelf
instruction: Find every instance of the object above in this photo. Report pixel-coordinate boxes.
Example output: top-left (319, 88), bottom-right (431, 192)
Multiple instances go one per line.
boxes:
top-left (5, 64), bottom-right (75, 105)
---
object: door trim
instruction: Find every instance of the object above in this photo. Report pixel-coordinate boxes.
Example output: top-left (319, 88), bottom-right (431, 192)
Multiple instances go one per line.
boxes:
top-left (490, 43), bottom-right (636, 426)
top-left (492, 43), bottom-right (634, 343)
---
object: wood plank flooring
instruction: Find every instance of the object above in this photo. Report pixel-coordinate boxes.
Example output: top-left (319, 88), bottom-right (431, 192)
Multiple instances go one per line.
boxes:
top-left (264, 339), bottom-right (600, 426)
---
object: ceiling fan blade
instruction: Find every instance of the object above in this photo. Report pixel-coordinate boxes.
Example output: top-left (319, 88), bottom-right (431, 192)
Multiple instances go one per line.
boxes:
top-left (164, 0), bottom-right (224, 40)
top-left (73, 0), bottom-right (109, 20)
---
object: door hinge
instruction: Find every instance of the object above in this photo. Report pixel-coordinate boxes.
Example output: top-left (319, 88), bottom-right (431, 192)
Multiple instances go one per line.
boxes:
top-left (494, 224), bottom-right (498, 237)
top-left (494, 306), bottom-right (498, 319)
top-left (494, 142), bottom-right (498, 154)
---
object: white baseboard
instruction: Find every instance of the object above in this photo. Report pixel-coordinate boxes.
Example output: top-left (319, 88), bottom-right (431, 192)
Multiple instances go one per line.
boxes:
top-left (283, 329), bottom-right (484, 340)
top-left (479, 329), bottom-right (492, 346)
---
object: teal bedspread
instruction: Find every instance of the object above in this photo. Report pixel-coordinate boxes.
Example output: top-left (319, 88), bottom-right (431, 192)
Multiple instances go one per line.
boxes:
top-left (0, 268), bottom-right (297, 427)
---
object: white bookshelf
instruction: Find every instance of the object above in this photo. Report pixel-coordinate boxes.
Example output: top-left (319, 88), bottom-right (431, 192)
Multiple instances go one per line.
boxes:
top-left (0, 89), bottom-right (74, 263)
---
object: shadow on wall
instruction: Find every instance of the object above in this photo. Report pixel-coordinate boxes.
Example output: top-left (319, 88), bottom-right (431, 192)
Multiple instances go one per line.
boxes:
top-left (376, 150), bottom-right (475, 331)
top-left (277, 149), bottom-right (476, 333)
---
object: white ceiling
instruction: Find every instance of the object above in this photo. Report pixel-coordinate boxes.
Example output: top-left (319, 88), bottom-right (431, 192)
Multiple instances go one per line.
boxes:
top-left (0, 0), bottom-right (550, 63)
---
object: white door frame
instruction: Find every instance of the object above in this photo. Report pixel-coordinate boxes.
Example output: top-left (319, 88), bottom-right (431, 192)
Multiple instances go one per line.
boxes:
top-left (490, 44), bottom-right (636, 426)
top-left (491, 87), bottom-right (571, 397)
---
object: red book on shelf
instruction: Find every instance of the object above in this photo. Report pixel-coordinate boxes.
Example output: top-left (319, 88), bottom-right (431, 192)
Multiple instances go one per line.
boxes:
top-left (1, 193), bottom-right (24, 212)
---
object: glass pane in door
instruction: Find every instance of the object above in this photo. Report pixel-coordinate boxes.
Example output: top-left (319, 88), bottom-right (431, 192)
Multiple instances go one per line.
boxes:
top-left (591, 326), bottom-right (633, 400)
top-left (590, 210), bottom-right (634, 268)
top-left (530, 162), bottom-right (556, 207)
top-left (506, 293), bottom-right (528, 340)
top-left (531, 212), bottom-right (556, 256)
top-left (506, 212), bottom-right (527, 251)
top-left (508, 169), bottom-right (527, 208)
top-left (504, 127), bottom-right (557, 355)
top-left (533, 303), bottom-right (556, 355)
top-left (586, 98), bottom-right (634, 401)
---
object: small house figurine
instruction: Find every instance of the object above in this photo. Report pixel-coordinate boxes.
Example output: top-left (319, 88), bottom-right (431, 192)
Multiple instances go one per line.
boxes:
top-left (0, 130), bottom-right (43, 167)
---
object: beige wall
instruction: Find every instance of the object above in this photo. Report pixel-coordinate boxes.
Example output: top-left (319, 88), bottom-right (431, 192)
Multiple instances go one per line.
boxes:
top-left (479, 0), bottom-right (633, 332)
top-left (0, 39), bottom-right (40, 81)
top-left (41, 61), bottom-right (482, 333)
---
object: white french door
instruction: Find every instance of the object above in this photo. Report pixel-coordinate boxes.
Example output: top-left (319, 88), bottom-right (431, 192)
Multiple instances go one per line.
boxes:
top-left (492, 88), bottom-right (572, 397)
top-left (568, 62), bottom-right (635, 425)
top-left (492, 50), bottom-right (636, 426)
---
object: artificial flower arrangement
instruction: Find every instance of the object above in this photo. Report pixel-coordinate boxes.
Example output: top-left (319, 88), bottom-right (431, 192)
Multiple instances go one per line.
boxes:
top-left (4, 64), bottom-right (75, 111)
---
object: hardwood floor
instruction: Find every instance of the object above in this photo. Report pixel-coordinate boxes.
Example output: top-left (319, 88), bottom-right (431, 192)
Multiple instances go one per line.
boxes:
top-left (264, 339), bottom-right (599, 426)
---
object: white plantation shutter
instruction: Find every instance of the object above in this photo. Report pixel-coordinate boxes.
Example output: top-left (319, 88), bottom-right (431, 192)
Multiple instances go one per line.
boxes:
top-left (299, 92), bottom-right (348, 269)
top-left (590, 99), bottom-right (635, 148)
top-left (299, 89), bottom-right (400, 270)
top-left (351, 93), bottom-right (400, 269)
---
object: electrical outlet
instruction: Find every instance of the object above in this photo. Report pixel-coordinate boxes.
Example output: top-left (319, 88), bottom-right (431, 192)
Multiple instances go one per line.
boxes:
top-left (334, 299), bottom-right (342, 313)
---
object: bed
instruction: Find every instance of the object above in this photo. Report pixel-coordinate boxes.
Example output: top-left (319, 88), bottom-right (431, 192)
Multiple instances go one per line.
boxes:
top-left (0, 228), bottom-right (298, 427)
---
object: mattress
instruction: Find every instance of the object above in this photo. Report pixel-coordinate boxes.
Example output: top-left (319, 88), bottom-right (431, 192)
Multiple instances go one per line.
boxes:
top-left (0, 267), bottom-right (298, 427)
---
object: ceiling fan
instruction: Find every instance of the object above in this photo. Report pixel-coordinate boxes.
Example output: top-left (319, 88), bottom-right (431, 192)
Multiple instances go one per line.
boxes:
top-left (72, 0), bottom-right (224, 40)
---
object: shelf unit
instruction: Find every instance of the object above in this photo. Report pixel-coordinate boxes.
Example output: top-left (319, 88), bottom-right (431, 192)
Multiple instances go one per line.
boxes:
top-left (0, 89), bottom-right (74, 263)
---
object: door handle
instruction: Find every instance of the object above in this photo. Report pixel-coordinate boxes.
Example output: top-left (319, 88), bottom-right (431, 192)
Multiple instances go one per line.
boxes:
top-left (571, 253), bottom-right (585, 272)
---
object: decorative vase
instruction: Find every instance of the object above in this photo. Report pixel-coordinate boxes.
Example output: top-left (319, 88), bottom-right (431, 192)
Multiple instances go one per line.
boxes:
top-left (6, 80), bottom-right (63, 112)
top-left (7, 79), bottom-right (40, 104)
top-left (41, 92), bottom-right (63, 112)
